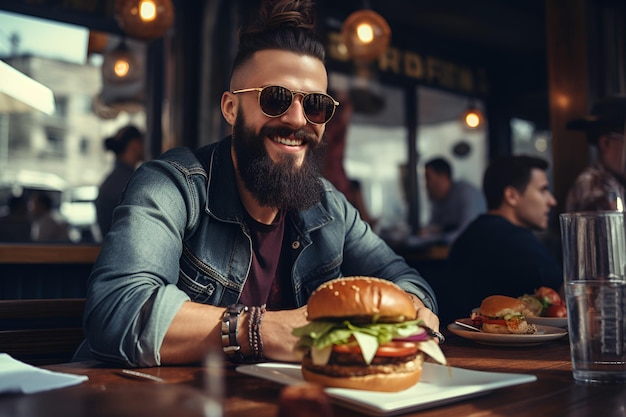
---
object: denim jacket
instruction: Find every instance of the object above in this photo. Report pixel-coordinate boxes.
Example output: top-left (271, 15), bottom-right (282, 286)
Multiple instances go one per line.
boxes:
top-left (84, 137), bottom-right (437, 367)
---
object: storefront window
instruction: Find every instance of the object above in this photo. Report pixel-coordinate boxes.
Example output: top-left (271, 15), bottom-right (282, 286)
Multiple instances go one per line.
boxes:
top-left (326, 72), bottom-right (487, 244)
top-left (416, 87), bottom-right (487, 228)
top-left (0, 10), bottom-right (146, 243)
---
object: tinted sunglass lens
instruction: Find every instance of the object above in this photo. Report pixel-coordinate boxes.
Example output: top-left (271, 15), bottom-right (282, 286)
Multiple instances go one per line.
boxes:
top-left (259, 86), bottom-right (292, 116)
top-left (303, 94), bottom-right (335, 124)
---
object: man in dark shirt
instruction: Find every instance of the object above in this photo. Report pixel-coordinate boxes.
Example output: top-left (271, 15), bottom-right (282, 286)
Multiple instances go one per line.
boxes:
top-left (441, 155), bottom-right (562, 324)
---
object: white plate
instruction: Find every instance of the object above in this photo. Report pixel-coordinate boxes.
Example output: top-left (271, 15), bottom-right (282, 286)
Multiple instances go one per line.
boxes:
top-left (237, 362), bottom-right (536, 417)
top-left (448, 319), bottom-right (568, 346)
top-left (526, 316), bottom-right (568, 328)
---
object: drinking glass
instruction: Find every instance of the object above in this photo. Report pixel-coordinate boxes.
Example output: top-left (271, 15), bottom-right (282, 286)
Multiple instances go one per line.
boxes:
top-left (560, 211), bottom-right (626, 383)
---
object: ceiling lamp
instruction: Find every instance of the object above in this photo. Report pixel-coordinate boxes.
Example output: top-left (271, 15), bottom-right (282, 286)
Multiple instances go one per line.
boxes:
top-left (114, 0), bottom-right (175, 40)
top-left (340, 9), bottom-right (391, 62)
top-left (102, 40), bottom-right (141, 84)
top-left (463, 102), bottom-right (484, 129)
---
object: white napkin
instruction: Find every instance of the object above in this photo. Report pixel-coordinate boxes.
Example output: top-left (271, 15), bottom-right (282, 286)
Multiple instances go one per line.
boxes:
top-left (0, 353), bottom-right (88, 394)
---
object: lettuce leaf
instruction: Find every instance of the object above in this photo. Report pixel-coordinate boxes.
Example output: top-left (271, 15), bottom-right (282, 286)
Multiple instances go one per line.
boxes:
top-left (292, 319), bottom-right (424, 365)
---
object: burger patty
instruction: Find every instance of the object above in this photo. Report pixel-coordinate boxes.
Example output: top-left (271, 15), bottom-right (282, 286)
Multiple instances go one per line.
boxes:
top-left (302, 352), bottom-right (422, 378)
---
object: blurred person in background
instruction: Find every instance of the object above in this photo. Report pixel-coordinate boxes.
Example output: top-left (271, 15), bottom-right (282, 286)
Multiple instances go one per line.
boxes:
top-left (95, 125), bottom-right (145, 237)
top-left (0, 195), bottom-right (32, 242)
top-left (442, 155), bottom-right (562, 325)
top-left (420, 157), bottom-right (486, 244)
top-left (347, 179), bottom-right (377, 228)
top-left (565, 96), bottom-right (626, 212)
top-left (29, 191), bottom-right (70, 242)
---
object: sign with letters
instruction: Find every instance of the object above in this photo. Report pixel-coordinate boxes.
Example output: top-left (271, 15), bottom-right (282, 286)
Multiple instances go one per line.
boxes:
top-left (326, 32), bottom-right (489, 96)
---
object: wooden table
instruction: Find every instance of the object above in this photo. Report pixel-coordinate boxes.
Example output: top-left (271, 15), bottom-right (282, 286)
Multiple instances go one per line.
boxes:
top-left (3, 331), bottom-right (626, 417)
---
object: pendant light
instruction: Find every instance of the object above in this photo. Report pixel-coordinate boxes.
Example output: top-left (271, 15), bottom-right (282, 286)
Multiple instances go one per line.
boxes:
top-left (340, 7), bottom-right (391, 62)
top-left (115, 0), bottom-right (175, 40)
top-left (462, 101), bottom-right (484, 129)
top-left (102, 39), bottom-right (141, 84)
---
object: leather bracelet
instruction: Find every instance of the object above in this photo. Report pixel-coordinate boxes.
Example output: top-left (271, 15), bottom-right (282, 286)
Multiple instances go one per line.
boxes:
top-left (221, 303), bottom-right (248, 363)
top-left (248, 305), bottom-right (266, 362)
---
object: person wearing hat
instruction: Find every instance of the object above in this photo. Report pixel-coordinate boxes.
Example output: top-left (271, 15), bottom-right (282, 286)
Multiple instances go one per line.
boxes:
top-left (95, 125), bottom-right (145, 237)
top-left (565, 96), bottom-right (626, 212)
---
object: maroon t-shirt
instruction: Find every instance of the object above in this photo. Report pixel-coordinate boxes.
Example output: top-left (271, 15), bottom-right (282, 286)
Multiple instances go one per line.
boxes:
top-left (239, 210), bottom-right (295, 310)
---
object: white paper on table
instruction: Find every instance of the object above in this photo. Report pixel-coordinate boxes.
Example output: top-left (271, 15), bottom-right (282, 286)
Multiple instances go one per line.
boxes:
top-left (0, 353), bottom-right (88, 394)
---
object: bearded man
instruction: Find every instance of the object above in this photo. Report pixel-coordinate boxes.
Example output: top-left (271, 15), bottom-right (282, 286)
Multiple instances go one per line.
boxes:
top-left (84, 0), bottom-right (439, 367)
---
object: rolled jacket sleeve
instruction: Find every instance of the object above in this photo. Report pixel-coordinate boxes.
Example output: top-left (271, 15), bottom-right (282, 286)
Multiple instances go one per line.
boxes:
top-left (85, 160), bottom-right (195, 367)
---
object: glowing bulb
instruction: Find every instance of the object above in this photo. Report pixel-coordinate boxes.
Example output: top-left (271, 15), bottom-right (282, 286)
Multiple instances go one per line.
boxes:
top-left (113, 59), bottom-right (130, 78)
top-left (340, 9), bottom-right (391, 61)
top-left (465, 112), bottom-right (480, 128)
top-left (139, 0), bottom-right (157, 22)
top-left (115, 0), bottom-right (174, 39)
top-left (356, 23), bottom-right (374, 44)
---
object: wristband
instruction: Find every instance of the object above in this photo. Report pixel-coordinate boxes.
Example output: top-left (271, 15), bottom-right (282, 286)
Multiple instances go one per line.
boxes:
top-left (221, 303), bottom-right (248, 363)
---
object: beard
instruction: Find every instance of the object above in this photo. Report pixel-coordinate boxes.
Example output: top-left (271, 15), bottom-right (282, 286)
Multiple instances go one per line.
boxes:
top-left (232, 110), bottom-right (325, 211)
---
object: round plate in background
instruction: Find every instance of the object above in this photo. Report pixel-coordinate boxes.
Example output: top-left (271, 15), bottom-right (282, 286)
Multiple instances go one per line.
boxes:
top-left (448, 318), bottom-right (568, 347)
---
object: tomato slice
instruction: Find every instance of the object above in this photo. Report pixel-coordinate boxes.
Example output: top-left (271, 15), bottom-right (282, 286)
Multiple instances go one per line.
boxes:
top-left (545, 304), bottom-right (567, 317)
top-left (534, 286), bottom-right (562, 306)
top-left (333, 341), bottom-right (419, 357)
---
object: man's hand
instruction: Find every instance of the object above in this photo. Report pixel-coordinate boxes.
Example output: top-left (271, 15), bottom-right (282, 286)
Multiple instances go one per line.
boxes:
top-left (408, 294), bottom-right (440, 333)
top-left (261, 305), bottom-right (309, 362)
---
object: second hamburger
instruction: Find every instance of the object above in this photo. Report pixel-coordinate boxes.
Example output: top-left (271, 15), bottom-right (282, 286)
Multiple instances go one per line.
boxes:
top-left (472, 295), bottom-right (537, 334)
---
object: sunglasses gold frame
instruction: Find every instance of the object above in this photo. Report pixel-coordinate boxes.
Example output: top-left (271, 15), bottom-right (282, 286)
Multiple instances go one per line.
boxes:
top-left (231, 85), bottom-right (340, 125)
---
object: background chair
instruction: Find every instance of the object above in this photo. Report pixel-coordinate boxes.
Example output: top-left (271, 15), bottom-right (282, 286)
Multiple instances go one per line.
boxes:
top-left (0, 298), bottom-right (85, 365)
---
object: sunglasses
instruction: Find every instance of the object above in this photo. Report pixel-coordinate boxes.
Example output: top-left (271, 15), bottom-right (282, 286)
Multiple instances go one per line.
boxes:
top-left (231, 85), bottom-right (339, 125)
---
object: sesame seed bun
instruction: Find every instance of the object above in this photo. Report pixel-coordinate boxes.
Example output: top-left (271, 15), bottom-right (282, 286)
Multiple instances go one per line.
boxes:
top-left (306, 276), bottom-right (416, 322)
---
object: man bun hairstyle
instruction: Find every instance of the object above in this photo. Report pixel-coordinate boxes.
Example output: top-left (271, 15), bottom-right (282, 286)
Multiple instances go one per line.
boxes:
top-left (104, 125), bottom-right (143, 156)
top-left (232, 0), bottom-right (326, 73)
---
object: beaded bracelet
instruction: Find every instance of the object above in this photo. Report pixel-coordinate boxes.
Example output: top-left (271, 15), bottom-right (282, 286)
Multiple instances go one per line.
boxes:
top-left (247, 304), bottom-right (267, 362)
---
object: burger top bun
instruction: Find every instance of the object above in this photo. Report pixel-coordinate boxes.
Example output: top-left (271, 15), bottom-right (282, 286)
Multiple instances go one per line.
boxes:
top-left (479, 295), bottom-right (527, 317)
top-left (307, 276), bottom-right (416, 321)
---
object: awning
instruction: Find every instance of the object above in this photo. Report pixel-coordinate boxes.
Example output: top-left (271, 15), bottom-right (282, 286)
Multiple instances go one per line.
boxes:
top-left (0, 60), bottom-right (55, 115)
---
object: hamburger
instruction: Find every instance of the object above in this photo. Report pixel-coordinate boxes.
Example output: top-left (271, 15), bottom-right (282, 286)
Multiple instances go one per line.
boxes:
top-left (472, 295), bottom-right (537, 334)
top-left (292, 277), bottom-right (446, 392)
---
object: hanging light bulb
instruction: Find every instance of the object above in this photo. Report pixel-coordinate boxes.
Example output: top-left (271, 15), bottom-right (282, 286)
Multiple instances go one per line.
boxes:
top-left (463, 102), bottom-right (483, 129)
top-left (102, 40), bottom-right (141, 83)
top-left (113, 58), bottom-right (130, 78)
top-left (341, 9), bottom-right (391, 62)
top-left (115, 0), bottom-right (175, 40)
top-left (356, 22), bottom-right (375, 44)
top-left (465, 110), bottom-right (481, 128)
top-left (139, 0), bottom-right (158, 22)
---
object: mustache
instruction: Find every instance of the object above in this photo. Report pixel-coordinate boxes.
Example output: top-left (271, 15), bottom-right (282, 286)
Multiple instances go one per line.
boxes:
top-left (259, 126), bottom-right (318, 144)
